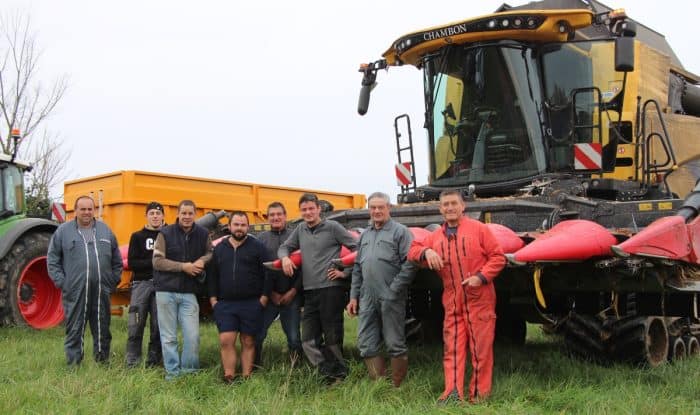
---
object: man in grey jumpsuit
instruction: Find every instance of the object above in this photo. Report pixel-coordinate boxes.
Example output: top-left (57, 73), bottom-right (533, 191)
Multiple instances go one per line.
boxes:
top-left (346, 192), bottom-right (416, 386)
top-left (48, 195), bottom-right (123, 365)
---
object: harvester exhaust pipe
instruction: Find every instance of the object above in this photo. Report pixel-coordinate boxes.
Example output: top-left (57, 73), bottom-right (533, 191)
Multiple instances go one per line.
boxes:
top-left (196, 210), bottom-right (227, 231)
top-left (677, 180), bottom-right (700, 222)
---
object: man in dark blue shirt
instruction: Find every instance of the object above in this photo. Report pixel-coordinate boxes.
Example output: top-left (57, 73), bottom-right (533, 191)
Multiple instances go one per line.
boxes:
top-left (208, 211), bottom-right (273, 382)
top-left (256, 202), bottom-right (303, 367)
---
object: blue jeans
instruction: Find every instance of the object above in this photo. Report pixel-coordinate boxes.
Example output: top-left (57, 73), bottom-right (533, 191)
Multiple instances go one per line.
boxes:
top-left (256, 294), bottom-right (302, 360)
top-left (156, 292), bottom-right (200, 378)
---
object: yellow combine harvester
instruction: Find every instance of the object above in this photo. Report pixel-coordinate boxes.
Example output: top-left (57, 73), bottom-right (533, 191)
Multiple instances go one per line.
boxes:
top-left (346, 0), bottom-right (700, 365)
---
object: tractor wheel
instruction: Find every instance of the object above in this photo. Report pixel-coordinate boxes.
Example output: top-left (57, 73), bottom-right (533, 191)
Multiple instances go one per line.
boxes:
top-left (0, 232), bottom-right (63, 328)
top-left (562, 313), bottom-right (607, 363)
top-left (610, 316), bottom-right (668, 367)
top-left (684, 336), bottom-right (700, 358)
top-left (667, 336), bottom-right (687, 362)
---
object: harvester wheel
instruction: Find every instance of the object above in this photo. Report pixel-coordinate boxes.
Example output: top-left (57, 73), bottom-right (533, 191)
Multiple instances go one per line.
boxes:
top-left (0, 232), bottom-right (63, 328)
top-left (610, 316), bottom-right (668, 367)
top-left (667, 336), bottom-right (687, 362)
top-left (684, 336), bottom-right (700, 358)
top-left (562, 313), bottom-right (607, 362)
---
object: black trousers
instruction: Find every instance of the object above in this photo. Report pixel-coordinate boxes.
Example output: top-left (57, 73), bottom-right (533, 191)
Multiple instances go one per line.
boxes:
top-left (125, 280), bottom-right (161, 365)
top-left (301, 286), bottom-right (348, 377)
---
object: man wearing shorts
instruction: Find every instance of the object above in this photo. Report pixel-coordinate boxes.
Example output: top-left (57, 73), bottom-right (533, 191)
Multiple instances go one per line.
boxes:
top-left (208, 211), bottom-right (272, 382)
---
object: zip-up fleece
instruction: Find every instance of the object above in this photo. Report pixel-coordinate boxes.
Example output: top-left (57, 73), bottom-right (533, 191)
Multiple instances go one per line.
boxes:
top-left (278, 219), bottom-right (358, 290)
top-left (408, 216), bottom-right (505, 402)
top-left (152, 222), bottom-right (212, 294)
top-left (207, 236), bottom-right (273, 300)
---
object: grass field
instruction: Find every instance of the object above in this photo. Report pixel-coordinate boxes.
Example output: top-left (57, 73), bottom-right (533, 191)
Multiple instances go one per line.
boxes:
top-left (1, 316), bottom-right (699, 415)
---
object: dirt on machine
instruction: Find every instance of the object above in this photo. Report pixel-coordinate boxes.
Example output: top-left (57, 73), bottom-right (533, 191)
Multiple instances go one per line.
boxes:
top-left (347, 0), bottom-right (700, 366)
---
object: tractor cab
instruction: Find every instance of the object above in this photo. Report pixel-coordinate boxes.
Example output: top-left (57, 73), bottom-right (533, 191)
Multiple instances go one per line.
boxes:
top-left (0, 153), bottom-right (27, 219)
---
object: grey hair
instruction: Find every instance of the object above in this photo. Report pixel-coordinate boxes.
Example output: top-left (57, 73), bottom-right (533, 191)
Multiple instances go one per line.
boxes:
top-left (367, 192), bottom-right (391, 206)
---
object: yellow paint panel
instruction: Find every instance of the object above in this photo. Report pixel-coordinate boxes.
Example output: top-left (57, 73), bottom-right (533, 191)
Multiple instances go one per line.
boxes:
top-left (384, 10), bottom-right (593, 66)
top-left (657, 202), bottom-right (673, 210)
top-left (638, 203), bottom-right (652, 211)
top-left (64, 170), bottom-right (366, 246)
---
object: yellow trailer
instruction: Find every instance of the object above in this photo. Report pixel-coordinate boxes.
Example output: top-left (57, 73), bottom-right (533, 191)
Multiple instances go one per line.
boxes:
top-left (63, 170), bottom-right (366, 308)
top-left (64, 170), bottom-right (366, 246)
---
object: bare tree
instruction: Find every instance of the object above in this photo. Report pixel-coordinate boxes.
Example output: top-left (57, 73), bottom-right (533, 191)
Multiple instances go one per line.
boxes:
top-left (23, 130), bottom-right (71, 216)
top-left (0, 11), bottom-right (67, 157)
top-left (0, 11), bottom-right (68, 216)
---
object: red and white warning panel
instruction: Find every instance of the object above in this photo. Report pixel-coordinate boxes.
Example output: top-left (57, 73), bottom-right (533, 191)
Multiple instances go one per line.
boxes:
top-left (51, 202), bottom-right (67, 223)
top-left (574, 143), bottom-right (602, 170)
top-left (395, 162), bottom-right (413, 186)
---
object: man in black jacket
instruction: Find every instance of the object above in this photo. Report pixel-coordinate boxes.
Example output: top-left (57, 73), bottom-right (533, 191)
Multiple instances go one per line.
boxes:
top-left (255, 202), bottom-right (303, 367)
top-left (153, 200), bottom-right (212, 380)
top-left (126, 201), bottom-right (165, 368)
top-left (208, 211), bottom-right (272, 382)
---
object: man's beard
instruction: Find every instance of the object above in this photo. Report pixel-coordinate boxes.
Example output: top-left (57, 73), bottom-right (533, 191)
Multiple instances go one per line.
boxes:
top-left (232, 232), bottom-right (247, 241)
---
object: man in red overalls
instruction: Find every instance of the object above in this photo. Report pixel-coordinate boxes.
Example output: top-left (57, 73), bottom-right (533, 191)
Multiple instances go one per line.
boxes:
top-left (408, 190), bottom-right (505, 403)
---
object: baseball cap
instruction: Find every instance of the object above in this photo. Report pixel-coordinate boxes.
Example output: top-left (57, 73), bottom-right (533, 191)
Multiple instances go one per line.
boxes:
top-left (145, 201), bottom-right (164, 214)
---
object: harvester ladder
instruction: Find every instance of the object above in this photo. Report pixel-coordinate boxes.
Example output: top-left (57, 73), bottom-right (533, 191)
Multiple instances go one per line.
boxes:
top-left (635, 98), bottom-right (677, 191)
top-left (395, 114), bottom-right (417, 195)
top-left (572, 87), bottom-right (603, 169)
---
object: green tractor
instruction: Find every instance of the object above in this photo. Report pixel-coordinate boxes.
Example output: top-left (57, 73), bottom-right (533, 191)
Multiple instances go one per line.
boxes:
top-left (0, 129), bottom-right (62, 328)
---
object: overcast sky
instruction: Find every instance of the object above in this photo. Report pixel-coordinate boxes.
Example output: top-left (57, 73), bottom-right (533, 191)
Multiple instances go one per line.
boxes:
top-left (6, 0), bottom-right (700, 202)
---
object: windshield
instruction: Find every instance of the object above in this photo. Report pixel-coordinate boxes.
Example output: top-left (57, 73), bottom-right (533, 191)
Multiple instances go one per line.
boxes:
top-left (1, 164), bottom-right (25, 214)
top-left (426, 43), bottom-right (547, 187)
top-left (541, 40), bottom-right (624, 170)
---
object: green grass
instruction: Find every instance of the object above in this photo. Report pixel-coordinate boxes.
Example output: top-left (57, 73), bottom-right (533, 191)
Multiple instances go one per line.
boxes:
top-left (1, 318), bottom-right (699, 415)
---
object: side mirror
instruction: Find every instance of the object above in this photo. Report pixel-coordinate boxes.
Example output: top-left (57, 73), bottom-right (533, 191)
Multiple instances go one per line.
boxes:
top-left (615, 37), bottom-right (634, 72)
top-left (614, 19), bottom-right (636, 72)
top-left (358, 83), bottom-right (374, 116)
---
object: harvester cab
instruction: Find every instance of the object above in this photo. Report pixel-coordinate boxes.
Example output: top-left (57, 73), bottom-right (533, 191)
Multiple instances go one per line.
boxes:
top-left (359, 4), bottom-right (683, 203)
top-left (353, 1), bottom-right (700, 366)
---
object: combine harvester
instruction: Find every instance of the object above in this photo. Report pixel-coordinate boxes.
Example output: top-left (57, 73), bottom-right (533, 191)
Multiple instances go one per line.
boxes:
top-left (342, 0), bottom-right (700, 366)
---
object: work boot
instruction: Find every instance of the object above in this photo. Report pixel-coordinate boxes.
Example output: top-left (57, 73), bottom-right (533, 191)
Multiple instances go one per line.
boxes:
top-left (390, 354), bottom-right (408, 387)
top-left (364, 356), bottom-right (386, 380)
top-left (145, 350), bottom-right (162, 368)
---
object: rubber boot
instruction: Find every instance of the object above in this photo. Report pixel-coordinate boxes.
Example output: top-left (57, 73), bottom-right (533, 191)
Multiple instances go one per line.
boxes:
top-left (390, 354), bottom-right (408, 387)
top-left (364, 356), bottom-right (386, 380)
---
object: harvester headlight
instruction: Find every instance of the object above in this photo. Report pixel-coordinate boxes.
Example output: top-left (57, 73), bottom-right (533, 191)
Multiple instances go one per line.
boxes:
top-left (488, 19), bottom-right (497, 29)
top-left (501, 19), bottom-right (510, 27)
top-left (527, 18), bottom-right (536, 28)
top-left (513, 18), bottom-right (522, 27)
